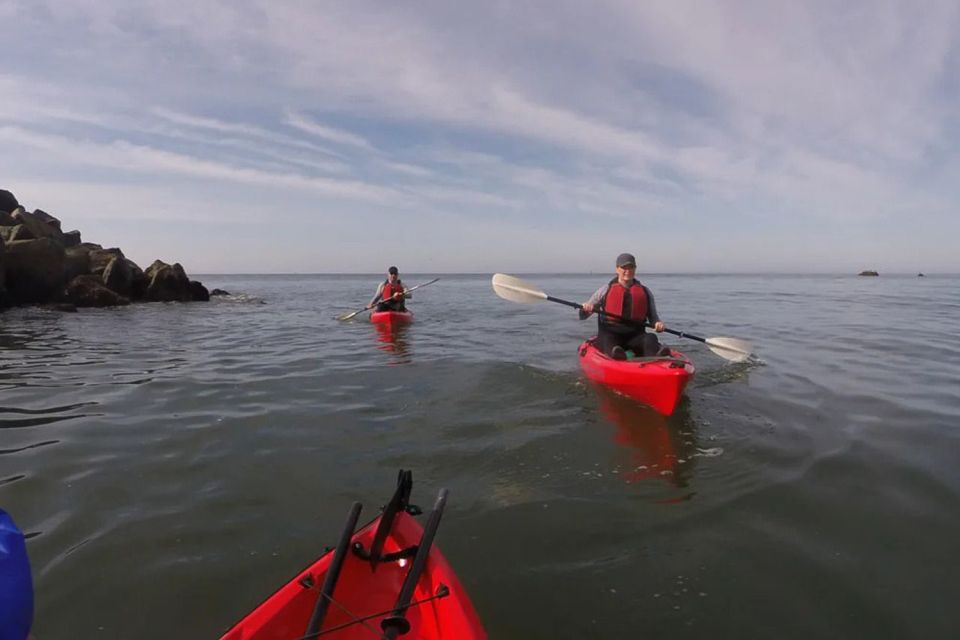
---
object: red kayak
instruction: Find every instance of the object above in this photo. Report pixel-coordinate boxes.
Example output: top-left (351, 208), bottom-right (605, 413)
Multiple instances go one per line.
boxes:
top-left (578, 339), bottom-right (695, 416)
top-left (220, 471), bottom-right (485, 639)
top-left (370, 310), bottom-right (413, 325)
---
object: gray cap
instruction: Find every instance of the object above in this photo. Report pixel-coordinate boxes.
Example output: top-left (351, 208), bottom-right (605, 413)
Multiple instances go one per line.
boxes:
top-left (616, 253), bottom-right (636, 267)
top-left (388, 266), bottom-right (399, 274)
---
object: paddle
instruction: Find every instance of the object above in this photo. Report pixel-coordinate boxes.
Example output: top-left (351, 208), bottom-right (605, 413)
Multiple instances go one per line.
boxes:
top-left (491, 273), bottom-right (753, 363)
top-left (336, 277), bottom-right (440, 321)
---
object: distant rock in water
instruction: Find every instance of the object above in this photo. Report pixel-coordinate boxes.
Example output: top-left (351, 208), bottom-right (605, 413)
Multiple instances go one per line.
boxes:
top-left (918, 273), bottom-right (925, 277)
top-left (1, 187), bottom-right (209, 311)
top-left (210, 288), bottom-right (231, 296)
top-left (858, 270), bottom-right (879, 276)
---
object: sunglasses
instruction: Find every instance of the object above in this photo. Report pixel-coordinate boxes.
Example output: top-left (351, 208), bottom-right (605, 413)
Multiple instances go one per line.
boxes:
top-left (618, 264), bottom-right (636, 270)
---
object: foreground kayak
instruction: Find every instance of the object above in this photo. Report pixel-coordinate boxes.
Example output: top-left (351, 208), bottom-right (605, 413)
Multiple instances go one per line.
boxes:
top-left (219, 471), bottom-right (485, 640)
top-left (1, 509), bottom-right (33, 640)
top-left (370, 310), bottom-right (414, 325)
top-left (578, 339), bottom-right (695, 416)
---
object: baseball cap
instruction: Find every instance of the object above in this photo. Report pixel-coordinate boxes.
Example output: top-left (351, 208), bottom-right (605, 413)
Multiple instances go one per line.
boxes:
top-left (615, 253), bottom-right (636, 268)
top-left (388, 266), bottom-right (399, 274)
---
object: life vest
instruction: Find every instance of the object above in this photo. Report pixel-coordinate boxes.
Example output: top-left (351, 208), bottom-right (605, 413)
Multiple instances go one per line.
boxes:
top-left (382, 279), bottom-right (404, 301)
top-left (599, 277), bottom-right (648, 330)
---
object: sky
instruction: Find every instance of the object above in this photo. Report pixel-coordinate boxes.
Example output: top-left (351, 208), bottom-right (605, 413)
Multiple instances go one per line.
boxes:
top-left (2, 0), bottom-right (959, 274)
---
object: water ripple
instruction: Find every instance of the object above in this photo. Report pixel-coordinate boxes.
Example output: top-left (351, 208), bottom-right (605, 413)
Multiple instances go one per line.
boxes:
top-left (1, 274), bottom-right (958, 639)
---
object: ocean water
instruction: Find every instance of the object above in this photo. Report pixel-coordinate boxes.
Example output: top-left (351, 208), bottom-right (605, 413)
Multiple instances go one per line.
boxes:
top-left (2, 273), bottom-right (959, 639)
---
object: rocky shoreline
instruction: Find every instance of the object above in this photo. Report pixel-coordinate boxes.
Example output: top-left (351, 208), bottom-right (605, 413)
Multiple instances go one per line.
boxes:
top-left (1, 188), bottom-right (208, 312)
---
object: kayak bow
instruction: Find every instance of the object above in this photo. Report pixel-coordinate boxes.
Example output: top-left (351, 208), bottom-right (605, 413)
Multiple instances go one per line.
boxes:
top-left (219, 471), bottom-right (485, 640)
top-left (578, 339), bottom-right (695, 416)
top-left (370, 310), bottom-right (414, 326)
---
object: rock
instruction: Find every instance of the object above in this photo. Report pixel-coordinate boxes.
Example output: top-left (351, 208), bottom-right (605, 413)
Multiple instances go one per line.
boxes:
top-left (31, 209), bottom-right (61, 231)
top-left (2, 237), bottom-right (67, 303)
top-left (210, 288), bottom-right (231, 296)
top-left (0, 193), bottom-right (207, 309)
top-left (61, 230), bottom-right (82, 248)
top-left (0, 189), bottom-right (18, 214)
top-left (89, 248), bottom-right (124, 276)
top-left (189, 280), bottom-right (210, 301)
top-left (858, 270), bottom-right (879, 276)
top-left (11, 208), bottom-right (61, 242)
top-left (143, 260), bottom-right (193, 302)
top-left (64, 246), bottom-right (91, 282)
top-left (4, 224), bottom-right (35, 242)
top-left (918, 273), bottom-right (925, 277)
top-left (0, 225), bottom-right (23, 242)
top-left (63, 274), bottom-right (130, 307)
top-left (102, 256), bottom-right (134, 296)
top-left (127, 259), bottom-right (148, 299)
top-left (0, 236), bottom-right (6, 308)
top-left (100, 256), bottom-right (146, 299)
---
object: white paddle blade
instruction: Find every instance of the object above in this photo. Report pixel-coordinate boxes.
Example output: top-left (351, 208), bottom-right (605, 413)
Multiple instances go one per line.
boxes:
top-left (705, 337), bottom-right (753, 363)
top-left (491, 273), bottom-right (548, 304)
top-left (337, 310), bottom-right (362, 321)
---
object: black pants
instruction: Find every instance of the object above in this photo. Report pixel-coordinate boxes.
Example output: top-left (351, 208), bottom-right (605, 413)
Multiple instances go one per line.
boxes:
top-left (598, 330), bottom-right (660, 357)
top-left (376, 299), bottom-right (406, 312)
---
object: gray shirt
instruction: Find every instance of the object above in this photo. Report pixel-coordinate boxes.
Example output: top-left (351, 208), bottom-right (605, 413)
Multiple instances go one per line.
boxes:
top-left (368, 281), bottom-right (388, 307)
top-left (583, 280), bottom-right (660, 323)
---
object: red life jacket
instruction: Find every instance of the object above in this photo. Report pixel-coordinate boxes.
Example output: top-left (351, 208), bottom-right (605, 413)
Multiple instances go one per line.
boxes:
top-left (600, 277), bottom-right (648, 326)
top-left (382, 279), bottom-right (404, 301)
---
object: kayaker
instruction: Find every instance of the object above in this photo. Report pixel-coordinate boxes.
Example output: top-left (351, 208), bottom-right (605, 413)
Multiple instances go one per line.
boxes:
top-left (366, 266), bottom-right (407, 312)
top-left (580, 253), bottom-right (669, 360)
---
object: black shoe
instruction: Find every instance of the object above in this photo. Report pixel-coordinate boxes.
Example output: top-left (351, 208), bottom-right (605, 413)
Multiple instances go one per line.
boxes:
top-left (610, 345), bottom-right (627, 360)
top-left (656, 346), bottom-right (672, 357)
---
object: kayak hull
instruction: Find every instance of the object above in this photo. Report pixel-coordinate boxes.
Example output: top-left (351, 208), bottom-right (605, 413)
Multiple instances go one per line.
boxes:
top-left (370, 310), bottom-right (413, 325)
top-left (219, 510), bottom-right (484, 640)
top-left (578, 339), bottom-right (695, 416)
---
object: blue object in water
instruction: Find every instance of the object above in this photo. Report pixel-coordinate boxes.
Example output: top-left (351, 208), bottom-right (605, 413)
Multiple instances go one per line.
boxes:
top-left (0, 509), bottom-right (33, 640)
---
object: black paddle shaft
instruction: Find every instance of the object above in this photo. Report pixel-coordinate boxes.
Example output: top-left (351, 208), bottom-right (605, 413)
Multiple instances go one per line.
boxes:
top-left (545, 294), bottom-right (710, 344)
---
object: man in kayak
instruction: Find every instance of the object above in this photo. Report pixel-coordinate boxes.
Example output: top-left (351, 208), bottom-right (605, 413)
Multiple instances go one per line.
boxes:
top-left (580, 253), bottom-right (669, 360)
top-left (366, 266), bottom-right (408, 312)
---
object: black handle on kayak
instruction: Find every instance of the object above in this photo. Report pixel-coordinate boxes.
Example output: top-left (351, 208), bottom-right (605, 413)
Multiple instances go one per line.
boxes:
top-left (364, 470), bottom-right (413, 570)
top-left (381, 489), bottom-right (449, 639)
top-left (305, 501), bottom-right (363, 637)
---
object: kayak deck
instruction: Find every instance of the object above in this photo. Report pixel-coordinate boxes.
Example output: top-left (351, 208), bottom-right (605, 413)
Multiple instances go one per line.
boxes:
top-left (578, 339), bottom-right (695, 416)
top-left (219, 471), bottom-right (484, 639)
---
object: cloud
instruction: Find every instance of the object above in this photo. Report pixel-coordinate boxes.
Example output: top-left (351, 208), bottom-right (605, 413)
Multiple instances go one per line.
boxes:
top-left (283, 110), bottom-right (375, 150)
top-left (0, 125), bottom-right (396, 203)
top-left (150, 107), bottom-right (346, 159)
top-left (2, 1), bottom-right (959, 271)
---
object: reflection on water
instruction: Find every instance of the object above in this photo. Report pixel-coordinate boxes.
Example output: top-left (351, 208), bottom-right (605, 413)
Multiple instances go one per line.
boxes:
top-left (372, 322), bottom-right (412, 365)
top-left (592, 385), bottom-right (699, 495)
